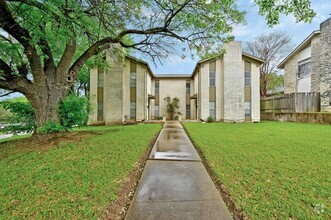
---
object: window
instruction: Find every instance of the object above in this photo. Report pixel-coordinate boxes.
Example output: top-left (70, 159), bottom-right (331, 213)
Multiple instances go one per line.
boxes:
top-left (97, 101), bottom-right (103, 121)
top-left (130, 102), bottom-right (136, 119)
top-left (244, 102), bottom-right (251, 119)
top-left (244, 71), bottom-right (251, 87)
top-left (130, 72), bottom-right (136, 87)
top-left (186, 81), bottom-right (190, 94)
top-left (155, 80), bottom-right (159, 94)
top-left (130, 62), bottom-right (137, 87)
top-left (209, 102), bottom-right (216, 119)
top-left (244, 61), bottom-right (251, 87)
top-left (98, 68), bottom-right (104, 87)
top-left (209, 61), bottom-right (216, 87)
top-left (298, 60), bottom-right (311, 78)
top-left (186, 105), bottom-right (191, 119)
top-left (155, 105), bottom-right (159, 118)
top-left (209, 71), bottom-right (216, 87)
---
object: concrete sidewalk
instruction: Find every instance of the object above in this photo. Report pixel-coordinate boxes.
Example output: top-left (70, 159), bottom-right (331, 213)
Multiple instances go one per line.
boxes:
top-left (125, 121), bottom-right (232, 220)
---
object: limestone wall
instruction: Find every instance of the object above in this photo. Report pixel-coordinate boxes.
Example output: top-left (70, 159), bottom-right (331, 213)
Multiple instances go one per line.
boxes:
top-left (104, 56), bottom-right (124, 124)
top-left (199, 64), bottom-right (209, 120)
top-left (159, 79), bottom-right (187, 119)
top-left (319, 18), bottom-right (331, 110)
top-left (284, 54), bottom-right (298, 94)
top-left (89, 68), bottom-right (98, 123)
top-left (136, 64), bottom-right (146, 121)
top-left (311, 36), bottom-right (320, 93)
top-left (215, 59), bottom-right (223, 121)
top-left (251, 62), bottom-right (261, 122)
top-left (223, 41), bottom-right (245, 122)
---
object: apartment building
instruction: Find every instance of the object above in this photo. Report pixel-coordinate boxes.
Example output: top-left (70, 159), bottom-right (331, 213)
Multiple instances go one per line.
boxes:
top-left (89, 41), bottom-right (263, 124)
top-left (278, 18), bottom-right (331, 111)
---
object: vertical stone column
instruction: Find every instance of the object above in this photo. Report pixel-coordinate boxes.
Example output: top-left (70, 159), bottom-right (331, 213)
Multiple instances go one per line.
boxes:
top-left (215, 59), bottom-right (223, 121)
top-left (223, 41), bottom-right (244, 122)
top-left (319, 18), bottom-right (331, 111)
top-left (89, 68), bottom-right (98, 123)
top-left (104, 56), bottom-right (124, 124)
top-left (199, 64), bottom-right (209, 120)
top-left (311, 36), bottom-right (320, 93)
top-left (284, 55), bottom-right (298, 94)
top-left (136, 64), bottom-right (146, 121)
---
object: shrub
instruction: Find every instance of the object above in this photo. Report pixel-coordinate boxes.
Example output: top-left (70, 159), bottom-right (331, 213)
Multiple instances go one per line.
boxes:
top-left (59, 94), bottom-right (90, 130)
top-left (37, 121), bottom-right (65, 134)
top-left (0, 94), bottom-right (90, 134)
top-left (0, 98), bottom-right (36, 134)
top-left (207, 116), bottom-right (214, 123)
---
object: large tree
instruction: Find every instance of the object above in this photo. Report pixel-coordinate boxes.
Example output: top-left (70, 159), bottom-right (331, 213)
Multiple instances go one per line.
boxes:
top-left (244, 31), bottom-right (295, 97)
top-left (0, 0), bottom-right (315, 129)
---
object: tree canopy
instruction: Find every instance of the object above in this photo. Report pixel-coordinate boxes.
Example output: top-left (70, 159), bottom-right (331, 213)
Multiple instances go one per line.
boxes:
top-left (0, 0), bottom-right (316, 129)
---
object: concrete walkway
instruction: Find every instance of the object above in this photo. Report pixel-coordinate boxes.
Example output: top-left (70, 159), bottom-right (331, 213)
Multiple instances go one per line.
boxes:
top-left (125, 121), bottom-right (232, 220)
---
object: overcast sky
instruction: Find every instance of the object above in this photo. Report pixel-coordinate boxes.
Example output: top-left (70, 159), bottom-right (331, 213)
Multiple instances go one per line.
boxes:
top-left (150, 0), bottom-right (331, 75)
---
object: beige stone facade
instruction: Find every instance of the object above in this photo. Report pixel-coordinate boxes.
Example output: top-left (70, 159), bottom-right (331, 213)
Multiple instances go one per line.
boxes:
top-left (279, 18), bottom-right (331, 111)
top-left (89, 42), bottom-right (263, 124)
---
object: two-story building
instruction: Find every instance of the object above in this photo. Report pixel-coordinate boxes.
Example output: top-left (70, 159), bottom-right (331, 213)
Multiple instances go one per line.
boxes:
top-left (278, 18), bottom-right (331, 111)
top-left (89, 41), bottom-right (264, 124)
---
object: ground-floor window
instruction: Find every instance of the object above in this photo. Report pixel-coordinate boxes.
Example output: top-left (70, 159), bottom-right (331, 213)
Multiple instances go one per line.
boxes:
top-left (155, 105), bottom-right (159, 118)
top-left (209, 102), bottom-right (216, 119)
top-left (97, 101), bottom-right (103, 121)
top-left (186, 105), bottom-right (191, 119)
top-left (130, 102), bottom-right (136, 119)
top-left (244, 102), bottom-right (251, 120)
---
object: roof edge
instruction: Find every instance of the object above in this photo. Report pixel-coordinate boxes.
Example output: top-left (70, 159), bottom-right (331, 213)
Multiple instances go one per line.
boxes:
top-left (278, 30), bottom-right (320, 69)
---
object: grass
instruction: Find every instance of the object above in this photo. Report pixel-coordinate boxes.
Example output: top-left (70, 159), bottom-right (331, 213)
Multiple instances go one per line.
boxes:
top-left (183, 121), bottom-right (331, 219)
top-left (0, 124), bottom-right (161, 219)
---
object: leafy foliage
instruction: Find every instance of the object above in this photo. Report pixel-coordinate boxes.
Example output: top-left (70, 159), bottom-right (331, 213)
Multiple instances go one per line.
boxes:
top-left (164, 96), bottom-right (180, 119)
top-left (254, 0), bottom-right (316, 27)
top-left (266, 73), bottom-right (284, 94)
top-left (59, 94), bottom-right (90, 129)
top-left (37, 121), bottom-right (65, 134)
top-left (0, 98), bottom-right (36, 134)
top-left (0, 94), bottom-right (89, 134)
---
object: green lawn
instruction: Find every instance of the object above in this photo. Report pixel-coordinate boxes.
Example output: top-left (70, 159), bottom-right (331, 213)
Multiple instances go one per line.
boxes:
top-left (184, 121), bottom-right (330, 219)
top-left (0, 124), bottom-right (161, 219)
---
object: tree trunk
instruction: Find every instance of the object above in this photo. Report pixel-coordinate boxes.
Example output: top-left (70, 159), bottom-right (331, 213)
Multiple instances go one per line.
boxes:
top-left (25, 70), bottom-right (71, 129)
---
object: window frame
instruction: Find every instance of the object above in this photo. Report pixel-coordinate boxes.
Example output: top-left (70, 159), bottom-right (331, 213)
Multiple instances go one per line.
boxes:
top-left (297, 59), bottom-right (311, 79)
top-left (130, 101), bottom-right (136, 119)
top-left (209, 101), bottom-right (216, 118)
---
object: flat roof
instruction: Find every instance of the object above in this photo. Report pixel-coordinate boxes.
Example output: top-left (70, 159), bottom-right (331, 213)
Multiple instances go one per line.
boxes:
top-left (154, 74), bottom-right (192, 78)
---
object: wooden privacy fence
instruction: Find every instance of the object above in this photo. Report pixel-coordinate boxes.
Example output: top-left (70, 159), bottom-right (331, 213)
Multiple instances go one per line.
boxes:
top-left (261, 92), bottom-right (320, 113)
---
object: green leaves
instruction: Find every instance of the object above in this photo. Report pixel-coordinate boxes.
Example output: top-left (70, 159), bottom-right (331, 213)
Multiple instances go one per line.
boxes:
top-left (254, 0), bottom-right (316, 27)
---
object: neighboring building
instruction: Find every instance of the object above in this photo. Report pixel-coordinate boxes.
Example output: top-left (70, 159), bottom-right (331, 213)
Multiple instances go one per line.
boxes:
top-left (278, 18), bottom-right (331, 111)
top-left (89, 41), bottom-right (264, 124)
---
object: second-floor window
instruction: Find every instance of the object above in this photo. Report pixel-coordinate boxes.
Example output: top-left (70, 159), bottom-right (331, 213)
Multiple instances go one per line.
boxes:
top-left (209, 61), bottom-right (216, 87)
top-left (130, 63), bottom-right (137, 87)
top-left (186, 81), bottom-right (190, 94)
top-left (244, 61), bottom-right (251, 87)
top-left (155, 80), bottom-right (159, 94)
